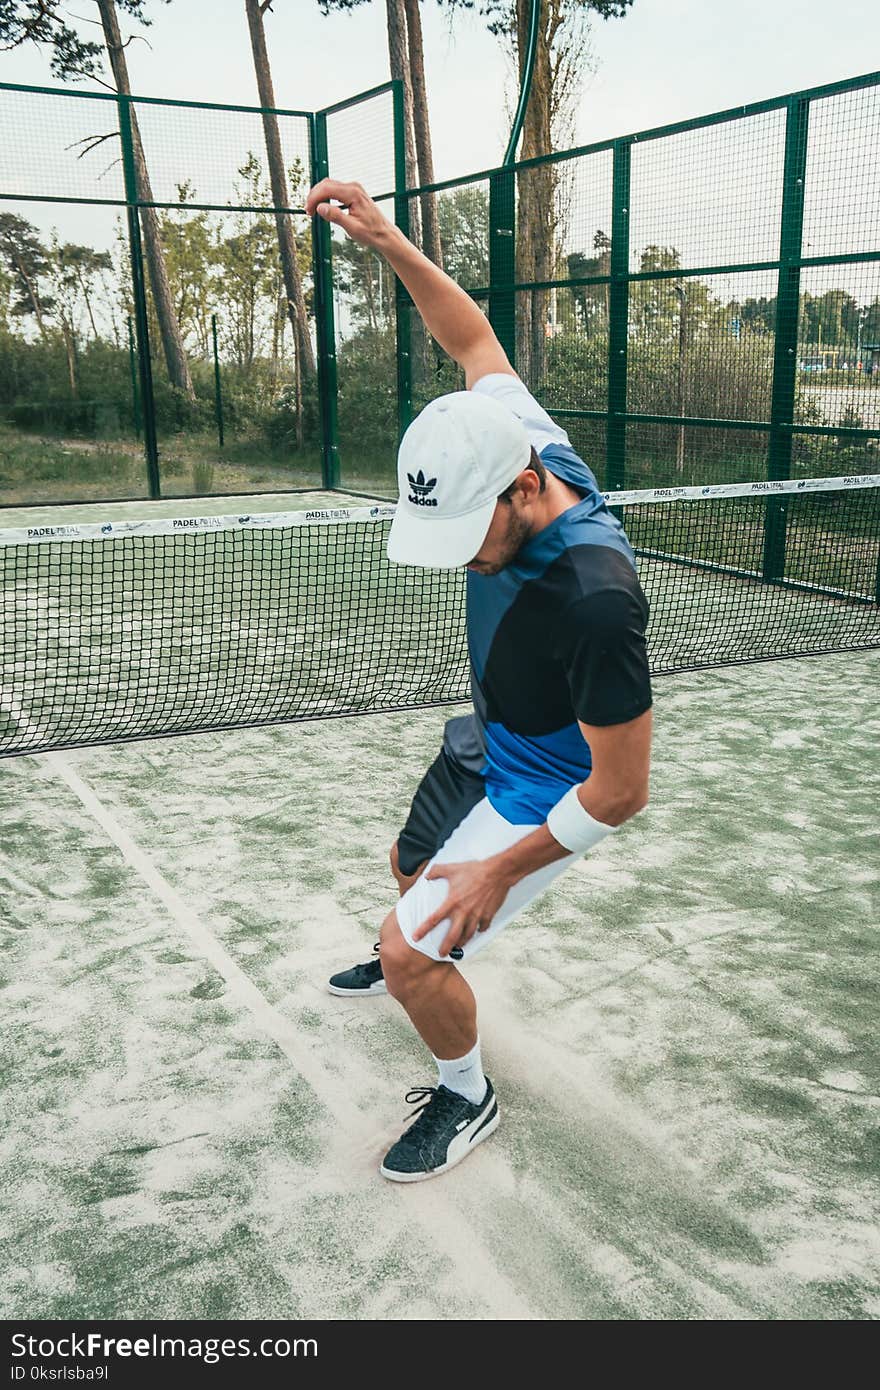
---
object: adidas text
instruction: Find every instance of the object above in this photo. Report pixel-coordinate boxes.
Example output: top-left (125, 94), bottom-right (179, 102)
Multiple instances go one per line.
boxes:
top-left (408, 495), bottom-right (439, 507)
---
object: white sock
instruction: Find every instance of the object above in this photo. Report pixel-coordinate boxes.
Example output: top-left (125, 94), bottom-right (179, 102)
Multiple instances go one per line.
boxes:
top-left (433, 1038), bottom-right (487, 1106)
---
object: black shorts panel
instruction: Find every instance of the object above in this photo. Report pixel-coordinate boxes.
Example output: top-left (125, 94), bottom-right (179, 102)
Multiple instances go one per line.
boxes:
top-left (397, 746), bottom-right (486, 877)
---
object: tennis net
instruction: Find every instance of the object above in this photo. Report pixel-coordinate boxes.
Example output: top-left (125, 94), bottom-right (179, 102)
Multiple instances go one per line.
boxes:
top-left (1, 475), bottom-right (878, 758)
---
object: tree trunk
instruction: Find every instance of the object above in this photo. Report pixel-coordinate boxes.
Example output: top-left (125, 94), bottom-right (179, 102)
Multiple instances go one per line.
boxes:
top-left (75, 267), bottom-right (100, 340)
top-left (13, 255), bottom-right (46, 337)
top-left (386, 0), bottom-right (421, 249)
top-left (245, 0), bottom-right (315, 400)
top-left (403, 0), bottom-right (441, 268)
top-left (675, 282), bottom-right (687, 473)
top-left (61, 317), bottom-right (78, 397)
top-left (363, 250), bottom-right (379, 334)
top-left (293, 333), bottom-right (303, 452)
top-left (96, 0), bottom-right (195, 400)
top-left (387, 0), bottom-right (431, 387)
top-left (246, 280), bottom-right (255, 367)
top-left (515, 0), bottom-right (554, 390)
top-left (272, 285), bottom-right (283, 378)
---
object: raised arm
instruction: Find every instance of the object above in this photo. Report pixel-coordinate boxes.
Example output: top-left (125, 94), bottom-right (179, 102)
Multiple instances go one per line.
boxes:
top-left (305, 178), bottom-right (515, 389)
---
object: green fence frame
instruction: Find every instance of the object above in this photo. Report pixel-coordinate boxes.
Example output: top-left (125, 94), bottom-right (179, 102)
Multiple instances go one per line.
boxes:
top-left (0, 79), bottom-right (318, 504)
top-left (0, 71), bottom-right (878, 536)
top-left (391, 69), bottom-right (879, 589)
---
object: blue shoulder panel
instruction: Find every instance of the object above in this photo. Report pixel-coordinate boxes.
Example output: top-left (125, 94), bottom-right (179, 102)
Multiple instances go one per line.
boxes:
top-left (539, 441), bottom-right (602, 494)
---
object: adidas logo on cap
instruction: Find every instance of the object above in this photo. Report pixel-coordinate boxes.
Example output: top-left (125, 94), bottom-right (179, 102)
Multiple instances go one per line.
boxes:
top-left (408, 469), bottom-right (438, 507)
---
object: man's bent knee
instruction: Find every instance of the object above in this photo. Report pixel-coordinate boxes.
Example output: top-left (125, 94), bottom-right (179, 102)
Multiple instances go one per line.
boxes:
top-left (389, 840), bottom-right (406, 889)
top-left (390, 839), bottom-right (427, 895)
top-left (380, 910), bottom-right (439, 1001)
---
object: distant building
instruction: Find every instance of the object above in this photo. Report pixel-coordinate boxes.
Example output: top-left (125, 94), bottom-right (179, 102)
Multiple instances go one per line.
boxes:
top-left (798, 350), bottom-right (841, 373)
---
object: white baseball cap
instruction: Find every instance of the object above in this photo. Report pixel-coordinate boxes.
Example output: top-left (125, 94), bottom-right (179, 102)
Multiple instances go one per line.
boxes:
top-left (386, 391), bottom-right (531, 568)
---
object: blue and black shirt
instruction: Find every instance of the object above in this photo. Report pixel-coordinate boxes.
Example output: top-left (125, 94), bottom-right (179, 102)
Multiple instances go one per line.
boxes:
top-left (445, 374), bottom-right (652, 826)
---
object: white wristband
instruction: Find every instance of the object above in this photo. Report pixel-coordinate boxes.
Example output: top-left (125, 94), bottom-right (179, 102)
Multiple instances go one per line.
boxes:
top-left (546, 785), bottom-right (616, 855)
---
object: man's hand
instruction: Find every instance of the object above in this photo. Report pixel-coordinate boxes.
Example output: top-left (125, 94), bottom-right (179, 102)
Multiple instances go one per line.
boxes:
top-left (305, 178), bottom-right (391, 250)
top-left (306, 176), bottom-right (507, 377)
top-left (412, 858), bottom-right (514, 959)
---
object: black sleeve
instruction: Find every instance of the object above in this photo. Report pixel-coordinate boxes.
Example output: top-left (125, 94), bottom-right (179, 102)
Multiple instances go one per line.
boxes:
top-left (555, 584), bottom-right (653, 727)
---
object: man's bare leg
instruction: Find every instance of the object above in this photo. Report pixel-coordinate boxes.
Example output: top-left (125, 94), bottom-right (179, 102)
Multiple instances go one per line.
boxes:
top-left (379, 909), bottom-right (477, 1059)
top-left (389, 839), bottom-right (427, 897)
top-left (377, 907), bottom-right (495, 1182)
top-left (327, 841), bottom-right (427, 996)
top-left (385, 845), bottom-right (478, 1055)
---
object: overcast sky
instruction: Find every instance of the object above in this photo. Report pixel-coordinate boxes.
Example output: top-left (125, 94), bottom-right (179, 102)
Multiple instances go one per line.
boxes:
top-left (1, 0), bottom-right (878, 182)
top-left (1, 0), bottom-right (876, 319)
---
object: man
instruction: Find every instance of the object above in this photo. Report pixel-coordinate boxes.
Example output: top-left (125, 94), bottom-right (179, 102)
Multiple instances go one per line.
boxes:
top-left (305, 178), bottom-right (653, 1183)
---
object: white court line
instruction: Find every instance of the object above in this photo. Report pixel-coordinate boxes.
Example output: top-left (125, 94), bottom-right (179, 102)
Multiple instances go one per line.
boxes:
top-left (43, 751), bottom-right (344, 1105)
top-left (40, 750), bottom-right (536, 1320)
top-left (0, 687), bottom-right (39, 746)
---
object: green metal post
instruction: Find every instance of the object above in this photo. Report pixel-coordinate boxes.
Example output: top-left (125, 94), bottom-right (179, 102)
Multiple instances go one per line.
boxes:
top-left (310, 110), bottom-right (340, 489)
top-left (118, 95), bottom-right (160, 498)
top-left (503, 0), bottom-right (541, 166)
top-left (606, 140), bottom-right (632, 493)
top-left (491, 0), bottom-right (536, 373)
top-left (211, 313), bottom-right (224, 448)
top-left (489, 170), bottom-right (517, 368)
top-left (764, 96), bottom-right (809, 581)
top-left (392, 79), bottom-right (413, 442)
top-left (127, 314), bottom-right (141, 438)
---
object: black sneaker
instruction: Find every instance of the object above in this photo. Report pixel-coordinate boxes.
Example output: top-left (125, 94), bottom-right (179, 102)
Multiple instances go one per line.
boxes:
top-left (380, 1080), bottom-right (499, 1182)
top-left (327, 943), bottom-right (387, 997)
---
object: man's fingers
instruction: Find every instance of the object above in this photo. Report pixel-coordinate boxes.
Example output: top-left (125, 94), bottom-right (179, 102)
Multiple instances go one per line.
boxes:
top-left (440, 916), bottom-right (478, 958)
top-left (425, 864), bottom-right (452, 882)
top-left (412, 905), bottom-right (446, 940)
top-left (439, 918), bottom-right (464, 958)
top-left (305, 178), bottom-right (363, 216)
top-left (304, 178), bottom-right (336, 215)
top-left (412, 900), bottom-right (454, 941)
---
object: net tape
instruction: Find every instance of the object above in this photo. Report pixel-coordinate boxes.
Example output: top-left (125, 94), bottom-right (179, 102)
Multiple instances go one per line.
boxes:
top-left (1, 475), bottom-right (878, 759)
top-left (1, 475), bottom-right (877, 547)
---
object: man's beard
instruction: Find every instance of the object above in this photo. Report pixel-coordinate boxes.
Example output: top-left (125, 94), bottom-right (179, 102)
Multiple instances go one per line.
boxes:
top-left (468, 508), bottom-right (533, 575)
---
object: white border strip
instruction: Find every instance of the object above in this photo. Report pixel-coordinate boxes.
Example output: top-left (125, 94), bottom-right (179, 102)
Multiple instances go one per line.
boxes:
top-left (1, 475), bottom-right (878, 547)
top-left (603, 473), bottom-right (880, 507)
top-left (0, 503), bottom-right (398, 547)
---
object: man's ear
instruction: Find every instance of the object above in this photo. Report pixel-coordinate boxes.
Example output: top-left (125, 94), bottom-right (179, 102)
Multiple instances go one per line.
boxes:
top-left (517, 466), bottom-right (542, 501)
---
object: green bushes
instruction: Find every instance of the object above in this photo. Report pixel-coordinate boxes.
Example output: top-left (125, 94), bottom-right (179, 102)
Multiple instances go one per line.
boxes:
top-left (336, 327), bottom-right (397, 462)
top-left (2, 311), bottom-right (877, 504)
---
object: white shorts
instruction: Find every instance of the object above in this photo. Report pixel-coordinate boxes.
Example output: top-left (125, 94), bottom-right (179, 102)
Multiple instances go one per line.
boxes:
top-left (395, 796), bottom-right (577, 963)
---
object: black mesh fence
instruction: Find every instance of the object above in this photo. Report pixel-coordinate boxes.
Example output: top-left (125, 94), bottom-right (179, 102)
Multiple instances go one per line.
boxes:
top-left (357, 72), bottom-right (879, 504)
top-left (0, 476), bottom-right (876, 759)
top-left (0, 73), bottom-right (877, 759)
top-left (0, 83), bottom-right (320, 506)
